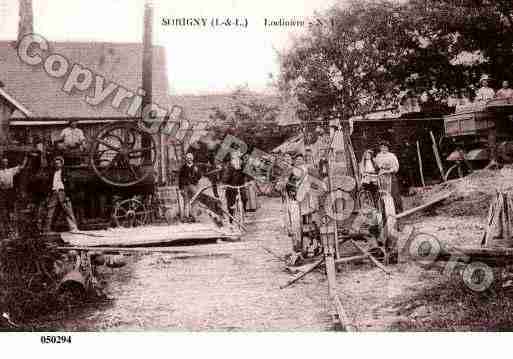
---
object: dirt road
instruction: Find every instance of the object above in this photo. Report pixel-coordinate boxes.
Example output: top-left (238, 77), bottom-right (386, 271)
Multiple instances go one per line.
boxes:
top-left (39, 198), bottom-right (333, 331)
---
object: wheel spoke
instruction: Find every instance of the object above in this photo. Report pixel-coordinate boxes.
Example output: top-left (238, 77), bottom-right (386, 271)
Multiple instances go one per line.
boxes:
top-left (96, 138), bottom-right (121, 152)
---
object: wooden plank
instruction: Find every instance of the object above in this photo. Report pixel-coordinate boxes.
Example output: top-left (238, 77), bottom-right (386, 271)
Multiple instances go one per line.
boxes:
top-left (416, 141), bottom-right (425, 187)
top-left (61, 223), bottom-right (241, 247)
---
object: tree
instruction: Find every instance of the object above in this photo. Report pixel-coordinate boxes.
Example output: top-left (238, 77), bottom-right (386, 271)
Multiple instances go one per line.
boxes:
top-left (208, 88), bottom-right (291, 152)
top-left (278, 0), bottom-right (513, 122)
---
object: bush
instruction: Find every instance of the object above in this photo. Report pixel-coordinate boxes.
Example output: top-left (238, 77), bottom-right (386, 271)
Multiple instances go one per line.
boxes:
top-left (0, 235), bottom-right (63, 328)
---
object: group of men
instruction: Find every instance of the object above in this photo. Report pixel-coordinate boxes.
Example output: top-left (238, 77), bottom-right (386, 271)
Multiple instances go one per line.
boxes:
top-left (0, 120), bottom-right (87, 236)
top-left (177, 142), bottom-right (252, 223)
top-left (0, 155), bottom-right (79, 235)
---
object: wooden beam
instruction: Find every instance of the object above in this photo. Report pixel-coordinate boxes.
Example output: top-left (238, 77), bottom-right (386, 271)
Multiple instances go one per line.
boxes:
top-left (280, 257), bottom-right (324, 289)
top-left (335, 255), bottom-right (368, 264)
top-left (350, 240), bottom-right (390, 275)
top-left (430, 131), bottom-right (445, 180)
top-left (395, 192), bottom-right (452, 219)
top-left (416, 141), bottom-right (425, 187)
top-left (333, 294), bottom-right (356, 332)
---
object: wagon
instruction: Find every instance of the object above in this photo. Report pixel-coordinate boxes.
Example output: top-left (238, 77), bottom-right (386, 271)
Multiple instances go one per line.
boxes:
top-left (443, 98), bottom-right (513, 166)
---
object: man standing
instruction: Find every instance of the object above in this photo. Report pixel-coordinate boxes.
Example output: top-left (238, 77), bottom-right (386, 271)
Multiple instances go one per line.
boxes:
top-left (59, 119), bottom-right (86, 150)
top-left (44, 156), bottom-right (78, 232)
top-left (188, 133), bottom-right (221, 198)
top-left (0, 155), bottom-right (28, 237)
top-left (178, 152), bottom-right (202, 222)
top-left (475, 75), bottom-right (495, 102)
top-left (222, 150), bottom-right (248, 221)
top-left (374, 141), bottom-right (403, 213)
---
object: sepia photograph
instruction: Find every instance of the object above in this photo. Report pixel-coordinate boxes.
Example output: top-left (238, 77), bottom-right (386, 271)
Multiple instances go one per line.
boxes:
top-left (1, 0), bottom-right (513, 346)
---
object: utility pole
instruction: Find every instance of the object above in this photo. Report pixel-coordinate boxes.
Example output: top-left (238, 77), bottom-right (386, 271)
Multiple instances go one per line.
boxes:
top-left (17, 0), bottom-right (33, 45)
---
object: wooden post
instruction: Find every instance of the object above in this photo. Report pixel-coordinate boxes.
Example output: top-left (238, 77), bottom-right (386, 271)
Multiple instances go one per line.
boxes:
top-left (416, 141), bottom-right (425, 187)
top-left (430, 131), bottom-right (444, 181)
top-left (141, 1), bottom-right (154, 166)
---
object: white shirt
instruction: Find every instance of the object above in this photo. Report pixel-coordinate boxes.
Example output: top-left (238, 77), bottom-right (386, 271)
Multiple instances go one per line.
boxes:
top-left (60, 127), bottom-right (85, 148)
top-left (475, 87), bottom-right (495, 102)
top-left (374, 151), bottom-right (399, 174)
top-left (0, 166), bottom-right (21, 190)
top-left (52, 170), bottom-right (65, 191)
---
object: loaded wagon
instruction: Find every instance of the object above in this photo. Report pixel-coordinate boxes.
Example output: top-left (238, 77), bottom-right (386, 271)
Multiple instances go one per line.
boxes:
top-left (443, 98), bottom-right (513, 166)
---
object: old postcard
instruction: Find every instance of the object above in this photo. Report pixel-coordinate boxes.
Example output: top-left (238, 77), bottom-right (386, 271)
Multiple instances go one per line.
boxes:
top-left (0, 0), bottom-right (513, 353)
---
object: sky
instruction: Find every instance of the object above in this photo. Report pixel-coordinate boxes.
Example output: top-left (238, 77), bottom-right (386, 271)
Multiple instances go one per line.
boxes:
top-left (0, 0), bottom-right (339, 94)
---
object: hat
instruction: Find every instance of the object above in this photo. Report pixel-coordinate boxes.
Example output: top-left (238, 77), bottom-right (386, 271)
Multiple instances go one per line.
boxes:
top-left (480, 74), bottom-right (491, 83)
top-left (54, 156), bottom-right (65, 164)
top-left (68, 118), bottom-right (79, 124)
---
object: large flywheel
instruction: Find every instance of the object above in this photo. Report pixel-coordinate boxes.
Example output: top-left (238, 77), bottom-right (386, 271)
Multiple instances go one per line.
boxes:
top-left (90, 123), bottom-right (157, 187)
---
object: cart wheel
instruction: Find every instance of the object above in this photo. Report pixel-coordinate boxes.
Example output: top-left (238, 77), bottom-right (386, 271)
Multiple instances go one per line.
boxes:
top-left (90, 122), bottom-right (157, 187)
top-left (113, 198), bottom-right (148, 228)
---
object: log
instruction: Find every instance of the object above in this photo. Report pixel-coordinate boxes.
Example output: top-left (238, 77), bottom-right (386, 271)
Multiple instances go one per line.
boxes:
top-left (280, 257), bottom-right (324, 289)
top-left (335, 255), bottom-right (368, 264)
top-left (395, 192), bottom-right (452, 219)
top-left (438, 246), bottom-right (513, 266)
top-left (416, 141), bottom-right (425, 187)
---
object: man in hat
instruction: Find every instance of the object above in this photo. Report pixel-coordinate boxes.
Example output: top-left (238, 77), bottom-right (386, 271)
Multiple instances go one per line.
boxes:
top-left (44, 156), bottom-right (78, 232)
top-left (475, 75), bottom-right (495, 102)
top-left (59, 119), bottom-right (86, 151)
top-left (374, 141), bottom-right (403, 213)
top-left (178, 152), bottom-right (202, 221)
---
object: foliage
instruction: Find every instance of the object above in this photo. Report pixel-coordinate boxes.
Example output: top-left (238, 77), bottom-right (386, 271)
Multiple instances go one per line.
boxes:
top-left (208, 87), bottom-right (296, 152)
top-left (278, 0), bottom-right (513, 121)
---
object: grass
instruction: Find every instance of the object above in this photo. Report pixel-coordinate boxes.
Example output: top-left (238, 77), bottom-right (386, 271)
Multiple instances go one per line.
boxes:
top-left (391, 269), bottom-right (513, 331)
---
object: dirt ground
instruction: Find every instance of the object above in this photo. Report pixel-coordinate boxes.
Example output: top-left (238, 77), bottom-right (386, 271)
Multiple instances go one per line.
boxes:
top-left (30, 170), bottom-right (513, 331)
top-left (32, 199), bottom-right (334, 331)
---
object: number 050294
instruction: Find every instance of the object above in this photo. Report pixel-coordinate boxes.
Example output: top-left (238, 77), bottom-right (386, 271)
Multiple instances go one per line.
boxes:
top-left (40, 336), bottom-right (72, 344)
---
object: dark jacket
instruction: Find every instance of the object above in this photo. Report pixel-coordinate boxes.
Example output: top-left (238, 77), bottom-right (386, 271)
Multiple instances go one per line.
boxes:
top-left (222, 160), bottom-right (247, 187)
top-left (178, 163), bottom-right (202, 188)
top-left (46, 168), bottom-right (73, 193)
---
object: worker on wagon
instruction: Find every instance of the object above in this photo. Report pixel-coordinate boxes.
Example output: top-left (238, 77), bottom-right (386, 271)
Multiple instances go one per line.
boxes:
top-left (374, 141), bottom-right (403, 213)
top-left (59, 119), bottom-right (86, 151)
top-left (495, 80), bottom-right (513, 99)
top-left (178, 152), bottom-right (202, 222)
top-left (44, 156), bottom-right (79, 233)
top-left (475, 75), bottom-right (495, 102)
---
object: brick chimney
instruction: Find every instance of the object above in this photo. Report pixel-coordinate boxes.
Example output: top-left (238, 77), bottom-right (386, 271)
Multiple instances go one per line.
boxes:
top-left (17, 0), bottom-right (33, 44)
